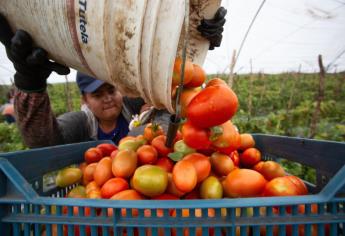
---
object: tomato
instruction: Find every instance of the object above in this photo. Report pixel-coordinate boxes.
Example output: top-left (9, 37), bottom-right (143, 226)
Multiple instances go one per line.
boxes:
top-left (185, 64), bottom-right (206, 88)
top-left (183, 153), bottom-right (211, 183)
top-left (136, 144), bottom-right (158, 165)
top-left (181, 121), bottom-right (211, 150)
top-left (239, 147), bottom-right (261, 168)
top-left (55, 168), bottom-right (82, 187)
top-left (143, 123), bottom-right (164, 142)
top-left (222, 169), bottom-right (267, 198)
top-left (93, 157), bottom-right (113, 187)
top-left (239, 133), bottom-right (255, 150)
top-left (255, 161), bottom-right (285, 180)
top-left (111, 149), bottom-right (138, 178)
top-left (210, 152), bottom-right (235, 176)
top-left (82, 163), bottom-right (97, 185)
top-left (84, 147), bottom-right (103, 164)
top-left (166, 173), bottom-right (186, 197)
top-left (155, 156), bottom-right (174, 172)
top-left (210, 120), bottom-right (241, 152)
top-left (172, 58), bottom-right (194, 86)
top-left (262, 176), bottom-right (308, 197)
top-left (199, 176), bottom-right (223, 199)
top-left (172, 160), bottom-right (198, 192)
top-left (67, 186), bottom-right (86, 198)
top-left (101, 177), bottom-right (129, 199)
top-left (187, 84), bottom-right (238, 128)
top-left (229, 150), bottom-right (240, 166)
top-left (178, 87), bottom-right (201, 118)
top-left (151, 135), bottom-right (173, 157)
top-left (132, 165), bottom-right (168, 197)
top-left (205, 78), bottom-right (227, 87)
top-left (96, 143), bottom-right (117, 157)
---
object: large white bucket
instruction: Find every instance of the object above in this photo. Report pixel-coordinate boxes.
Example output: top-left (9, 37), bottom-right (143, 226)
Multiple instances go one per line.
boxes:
top-left (0, 0), bottom-right (221, 113)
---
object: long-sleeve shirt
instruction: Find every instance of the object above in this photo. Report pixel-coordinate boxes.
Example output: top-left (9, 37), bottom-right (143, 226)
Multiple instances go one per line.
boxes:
top-left (14, 90), bottom-right (144, 148)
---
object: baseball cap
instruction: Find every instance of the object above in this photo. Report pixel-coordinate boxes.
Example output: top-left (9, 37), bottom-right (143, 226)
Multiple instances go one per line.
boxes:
top-left (76, 72), bottom-right (105, 93)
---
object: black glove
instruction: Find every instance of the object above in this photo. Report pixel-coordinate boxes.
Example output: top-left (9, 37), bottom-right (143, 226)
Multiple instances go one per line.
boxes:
top-left (0, 14), bottom-right (70, 92)
top-left (197, 7), bottom-right (227, 50)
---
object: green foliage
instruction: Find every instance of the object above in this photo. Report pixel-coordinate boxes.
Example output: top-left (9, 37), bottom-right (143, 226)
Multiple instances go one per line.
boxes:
top-left (0, 123), bottom-right (26, 152)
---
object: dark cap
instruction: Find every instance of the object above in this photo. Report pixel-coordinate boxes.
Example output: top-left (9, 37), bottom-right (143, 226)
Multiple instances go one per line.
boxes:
top-left (76, 72), bottom-right (105, 93)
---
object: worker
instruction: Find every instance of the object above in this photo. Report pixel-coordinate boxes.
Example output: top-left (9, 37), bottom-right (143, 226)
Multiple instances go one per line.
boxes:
top-left (0, 7), bottom-right (227, 148)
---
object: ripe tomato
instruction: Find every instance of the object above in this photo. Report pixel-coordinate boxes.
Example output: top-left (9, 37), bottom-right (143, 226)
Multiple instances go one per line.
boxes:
top-left (111, 149), bottom-right (138, 178)
top-left (136, 144), bottom-right (158, 165)
top-left (210, 120), bottom-right (241, 152)
top-left (255, 161), bottom-right (286, 180)
top-left (181, 121), bottom-right (211, 150)
top-left (239, 133), bottom-right (255, 150)
top-left (183, 153), bottom-right (211, 183)
top-left (101, 177), bottom-right (129, 199)
top-left (172, 58), bottom-right (194, 86)
top-left (229, 151), bottom-right (240, 166)
top-left (205, 78), bottom-right (227, 87)
top-left (93, 157), bottom-right (113, 187)
top-left (84, 147), bottom-right (103, 164)
top-left (222, 169), bottom-right (267, 198)
top-left (178, 87), bottom-right (201, 118)
top-left (240, 147), bottom-right (261, 168)
top-left (96, 143), bottom-right (117, 157)
top-left (143, 123), bottom-right (164, 142)
top-left (262, 175), bottom-right (308, 197)
top-left (210, 152), bottom-right (235, 176)
top-left (172, 160), bottom-right (197, 192)
top-left (155, 156), bottom-right (174, 172)
top-left (185, 64), bottom-right (206, 88)
top-left (151, 135), bottom-right (173, 157)
top-left (187, 84), bottom-right (238, 128)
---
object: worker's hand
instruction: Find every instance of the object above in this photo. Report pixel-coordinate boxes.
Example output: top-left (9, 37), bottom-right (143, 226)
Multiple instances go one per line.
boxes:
top-left (197, 7), bottom-right (227, 50)
top-left (0, 14), bottom-right (70, 92)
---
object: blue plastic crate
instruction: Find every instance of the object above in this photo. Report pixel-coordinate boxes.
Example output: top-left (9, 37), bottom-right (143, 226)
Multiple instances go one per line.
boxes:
top-left (0, 134), bottom-right (345, 236)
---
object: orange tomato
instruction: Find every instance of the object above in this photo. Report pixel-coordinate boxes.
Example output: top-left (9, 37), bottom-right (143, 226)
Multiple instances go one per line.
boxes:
top-left (155, 156), bottom-right (174, 172)
top-left (239, 133), bottom-right (255, 150)
top-left (229, 150), bottom-right (240, 166)
top-left (85, 181), bottom-right (100, 195)
top-left (240, 147), bottom-right (261, 167)
top-left (222, 169), bottom-right (267, 198)
top-left (185, 64), bottom-right (206, 88)
top-left (143, 123), bottom-right (164, 142)
top-left (101, 177), bottom-right (129, 199)
top-left (136, 145), bottom-right (158, 165)
top-left (172, 160), bottom-right (197, 192)
top-left (111, 149), bottom-right (137, 178)
top-left (166, 173), bottom-right (186, 198)
top-left (172, 58), bottom-right (194, 87)
top-left (179, 87), bottom-right (201, 118)
top-left (255, 161), bottom-right (285, 180)
top-left (151, 135), bottom-right (173, 157)
top-left (93, 157), bottom-right (113, 187)
top-left (82, 162), bottom-right (97, 186)
top-left (205, 78), bottom-right (227, 87)
top-left (84, 147), bottom-right (103, 164)
top-left (183, 153), bottom-right (211, 183)
top-left (108, 189), bottom-right (145, 218)
top-left (262, 176), bottom-right (308, 197)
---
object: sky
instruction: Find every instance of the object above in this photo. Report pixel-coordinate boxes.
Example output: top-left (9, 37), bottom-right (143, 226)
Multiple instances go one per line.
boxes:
top-left (1, 0), bottom-right (345, 85)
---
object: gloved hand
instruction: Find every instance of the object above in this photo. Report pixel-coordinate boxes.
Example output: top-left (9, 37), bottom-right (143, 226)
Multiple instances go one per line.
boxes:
top-left (0, 14), bottom-right (70, 92)
top-left (197, 7), bottom-right (227, 50)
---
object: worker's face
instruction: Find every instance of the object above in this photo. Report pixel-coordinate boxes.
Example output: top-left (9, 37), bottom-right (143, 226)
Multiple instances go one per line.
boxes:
top-left (83, 83), bottom-right (123, 121)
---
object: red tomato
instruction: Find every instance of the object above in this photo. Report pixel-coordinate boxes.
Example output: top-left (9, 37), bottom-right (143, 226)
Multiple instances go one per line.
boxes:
top-left (96, 143), bottom-right (117, 157)
top-left (155, 156), bottom-right (174, 172)
top-left (181, 121), bottom-right (212, 150)
top-left (187, 84), bottom-right (238, 128)
top-left (136, 145), bottom-right (158, 165)
top-left (210, 120), bottom-right (241, 152)
top-left (84, 147), bottom-right (103, 164)
top-left (240, 148), bottom-right (262, 168)
top-left (151, 135), bottom-right (173, 157)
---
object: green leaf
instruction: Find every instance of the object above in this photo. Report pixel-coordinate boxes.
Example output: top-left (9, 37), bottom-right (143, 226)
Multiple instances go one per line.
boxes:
top-left (168, 152), bottom-right (184, 162)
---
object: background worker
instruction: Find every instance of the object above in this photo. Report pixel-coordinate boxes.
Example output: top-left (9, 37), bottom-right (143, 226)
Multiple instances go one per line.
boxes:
top-left (0, 7), bottom-right (227, 148)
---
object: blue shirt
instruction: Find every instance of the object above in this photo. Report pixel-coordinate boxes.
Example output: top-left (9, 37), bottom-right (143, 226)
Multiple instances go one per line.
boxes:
top-left (97, 114), bottom-right (129, 145)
